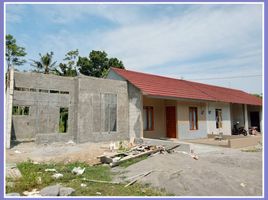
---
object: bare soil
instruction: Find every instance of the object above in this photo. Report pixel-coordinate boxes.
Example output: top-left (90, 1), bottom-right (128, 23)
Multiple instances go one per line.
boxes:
top-left (113, 147), bottom-right (263, 196)
top-left (6, 141), bottom-right (108, 165)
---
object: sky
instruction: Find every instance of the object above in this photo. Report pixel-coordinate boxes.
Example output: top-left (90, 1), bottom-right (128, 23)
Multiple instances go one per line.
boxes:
top-left (6, 3), bottom-right (263, 94)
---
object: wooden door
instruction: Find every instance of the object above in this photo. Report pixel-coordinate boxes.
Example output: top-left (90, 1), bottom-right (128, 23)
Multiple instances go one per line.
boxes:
top-left (166, 106), bottom-right (176, 138)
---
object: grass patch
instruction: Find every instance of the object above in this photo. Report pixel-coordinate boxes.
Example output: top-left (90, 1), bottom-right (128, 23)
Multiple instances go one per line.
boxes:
top-left (118, 155), bottom-right (148, 168)
top-left (6, 161), bottom-right (168, 196)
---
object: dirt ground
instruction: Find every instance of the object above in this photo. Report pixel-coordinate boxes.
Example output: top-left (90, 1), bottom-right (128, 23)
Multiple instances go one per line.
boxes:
top-left (6, 141), bottom-right (263, 196)
top-left (6, 141), bottom-right (108, 165)
top-left (113, 147), bottom-right (263, 196)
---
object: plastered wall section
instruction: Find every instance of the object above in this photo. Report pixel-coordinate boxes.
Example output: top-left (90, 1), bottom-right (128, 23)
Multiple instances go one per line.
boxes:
top-left (76, 76), bottom-right (129, 143)
top-left (12, 72), bottom-right (76, 142)
top-left (206, 102), bottom-right (232, 135)
top-left (143, 96), bottom-right (166, 139)
top-left (177, 101), bottom-right (207, 140)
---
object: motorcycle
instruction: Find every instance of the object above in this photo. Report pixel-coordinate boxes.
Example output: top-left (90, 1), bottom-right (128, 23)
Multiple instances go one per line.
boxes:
top-left (232, 121), bottom-right (248, 136)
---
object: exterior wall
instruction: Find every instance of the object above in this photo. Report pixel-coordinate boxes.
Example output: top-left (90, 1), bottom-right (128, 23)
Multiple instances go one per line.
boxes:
top-left (143, 96), bottom-right (166, 139)
top-left (106, 69), bottom-right (126, 81)
top-left (76, 76), bottom-right (129, 143)
top-left (128, 84), bottom-right (143, 139)
top-left (206, 102), bottom-right (232, 135)
top-left (107, 69), bottom-right (143, 140)
top-left (230, 103), bottom-right (245, 128)
top-left (12, 72), bottom-right (76, 142)
top-left (177, 101), bottom-right (207, 140)
top-left (9, 71), bottom-right (129, 144)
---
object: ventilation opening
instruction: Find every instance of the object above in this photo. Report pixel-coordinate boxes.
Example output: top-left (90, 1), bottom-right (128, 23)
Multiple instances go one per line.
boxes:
top-left (59, 107), bottom-right (68, 133)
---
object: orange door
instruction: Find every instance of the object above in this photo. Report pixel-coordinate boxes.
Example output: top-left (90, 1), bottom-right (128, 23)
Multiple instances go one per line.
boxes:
top-left (166, 106), bottom-right (176, 138)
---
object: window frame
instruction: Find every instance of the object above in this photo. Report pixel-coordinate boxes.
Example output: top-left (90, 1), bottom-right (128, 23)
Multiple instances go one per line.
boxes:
top-left (189, 107), bottom-right (198, 130)
top-left (143, 106), bottom-right (154, 131)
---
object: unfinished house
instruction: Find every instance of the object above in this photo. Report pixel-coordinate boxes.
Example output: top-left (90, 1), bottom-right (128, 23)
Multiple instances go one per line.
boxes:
top-left (5, 69), bottom-right (129, 148)
top-left (107, 68), bottom-right (262, 140)
top-left (5, 68), bottom-right (262, 148)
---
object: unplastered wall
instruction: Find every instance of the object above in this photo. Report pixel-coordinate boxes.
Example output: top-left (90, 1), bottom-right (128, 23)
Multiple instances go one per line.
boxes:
top-left (143, 96), bottom-right (165, 139)
top-left (11, 72), bottom-right (76, 142)
top-left (77, 76), bottom-right (129, 143)
top-left (177, 101), bottom-right (207, 140)
top-left (206, 102), bottom-right (231, 135)
top-left (128, 83), bottom-right (143, 139)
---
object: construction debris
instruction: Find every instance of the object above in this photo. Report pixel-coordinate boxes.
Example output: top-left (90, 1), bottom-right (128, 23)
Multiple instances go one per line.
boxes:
top-left (52, 173), bottom-right (63, 179)
top-left (98, 143), bottom-right (182, 167)
top-left (45, 168), bottom-right (57, 172)
top-left (23, 189), bottom-right (41, 196)
top-left (72, 167), bottom-right (85, 175)
top-left (82, 178), bottom-right (120, 184)
top-left (14, 150), bottom-right (22, 154)
top-left (124, 170), bottom-right (153, 187)
top-left (6, 164), bottom-right (22, 180)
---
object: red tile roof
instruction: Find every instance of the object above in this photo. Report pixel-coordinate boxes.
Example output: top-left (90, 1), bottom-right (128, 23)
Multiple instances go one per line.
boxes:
top-left (111, 68), bottom-right (262, 106)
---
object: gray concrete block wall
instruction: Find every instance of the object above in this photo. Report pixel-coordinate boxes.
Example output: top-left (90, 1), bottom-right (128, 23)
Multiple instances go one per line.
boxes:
top-left (12, 72), bottom-right (76, 141)
top-left (10, 71), bottom-right (130, 144)
top-left (128, 83), bottom-right (143, 139)
top-left (77, 76), bottom-right (129, 143)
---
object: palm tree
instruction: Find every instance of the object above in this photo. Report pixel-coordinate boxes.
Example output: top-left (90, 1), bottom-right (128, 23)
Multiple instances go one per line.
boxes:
top-left (30, 52), bottom-right (57, 74)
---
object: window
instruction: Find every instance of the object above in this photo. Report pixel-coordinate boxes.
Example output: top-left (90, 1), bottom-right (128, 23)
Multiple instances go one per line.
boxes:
top-left (189, 107), bottom-right (198, 130)
top-left (102, 94), bottom-right (117, 132)
top-left (12, 106), bottom-right (29, 115)
top-left (59, 107), bottom-right (68, 133)
top-left (143, 106), bottom-right (154, 131)
top-left (215, 109), bottom-right (223, 129)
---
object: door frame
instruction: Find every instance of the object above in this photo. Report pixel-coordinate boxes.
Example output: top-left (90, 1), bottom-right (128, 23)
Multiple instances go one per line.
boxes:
top-left (165, 106), bottom-right (177, 138)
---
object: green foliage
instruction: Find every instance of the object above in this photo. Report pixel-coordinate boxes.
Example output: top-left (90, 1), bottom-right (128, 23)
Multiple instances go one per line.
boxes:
top-left (77, 50), bottom-right (125, 78)
top-left (59, 108), bottom-right (68, 133)
top-left (6, 34), bottom-right (27, 69)
top-left (30, 52), bottom-right (57, 74)
top-left (6, 161), bottom-right (167, 196)
top-left (252, 93), bottom-right (262, 98)
top-left (12, 106), bottom-right (29, 115)
top-left (54, 49), bottom-right (79, 77)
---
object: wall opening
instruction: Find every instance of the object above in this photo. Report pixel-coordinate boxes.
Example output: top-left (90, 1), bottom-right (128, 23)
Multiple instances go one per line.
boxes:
top-left (102, 93), bottom-right (117, 132)
top-left (59, 107), bottom-right (68, 133)
top-left (12, 106), bottom-right (30, 115)
top-left (215, 109), bottom-right (223, 129)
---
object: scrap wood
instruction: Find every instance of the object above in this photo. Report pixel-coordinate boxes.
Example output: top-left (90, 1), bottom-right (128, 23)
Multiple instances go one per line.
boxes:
top-left (124, 170), bottom-right (153, 187)
top-left (166, 144), bottom-right (181, 153)
top-left (110, 148), bottom-right (163, 167)
top-left (125, 170), bottom-right (153, 181)
top-left (82, 178), bottom-right (120, 184)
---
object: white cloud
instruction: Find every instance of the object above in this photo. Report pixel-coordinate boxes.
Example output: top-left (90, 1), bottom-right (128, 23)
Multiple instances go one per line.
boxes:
top-left (10, 4), bottom-right (262, 93)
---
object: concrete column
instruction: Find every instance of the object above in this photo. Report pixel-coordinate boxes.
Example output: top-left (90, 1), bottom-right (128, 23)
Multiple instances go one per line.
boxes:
top-left (244, 104), bottom-right (249, 131)
top-left (5, 68), bottom-right (14, 149)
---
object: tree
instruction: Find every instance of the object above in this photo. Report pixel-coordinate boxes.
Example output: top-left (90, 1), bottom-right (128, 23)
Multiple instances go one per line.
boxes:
top-left (77, 50), bottom-right (125, 78)
top-left (30, 52), bottom-right (57, 74)
top-left (6, 34), bottom-right (27, 70)
top-left (54, 49), bottom-right (79, 77)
